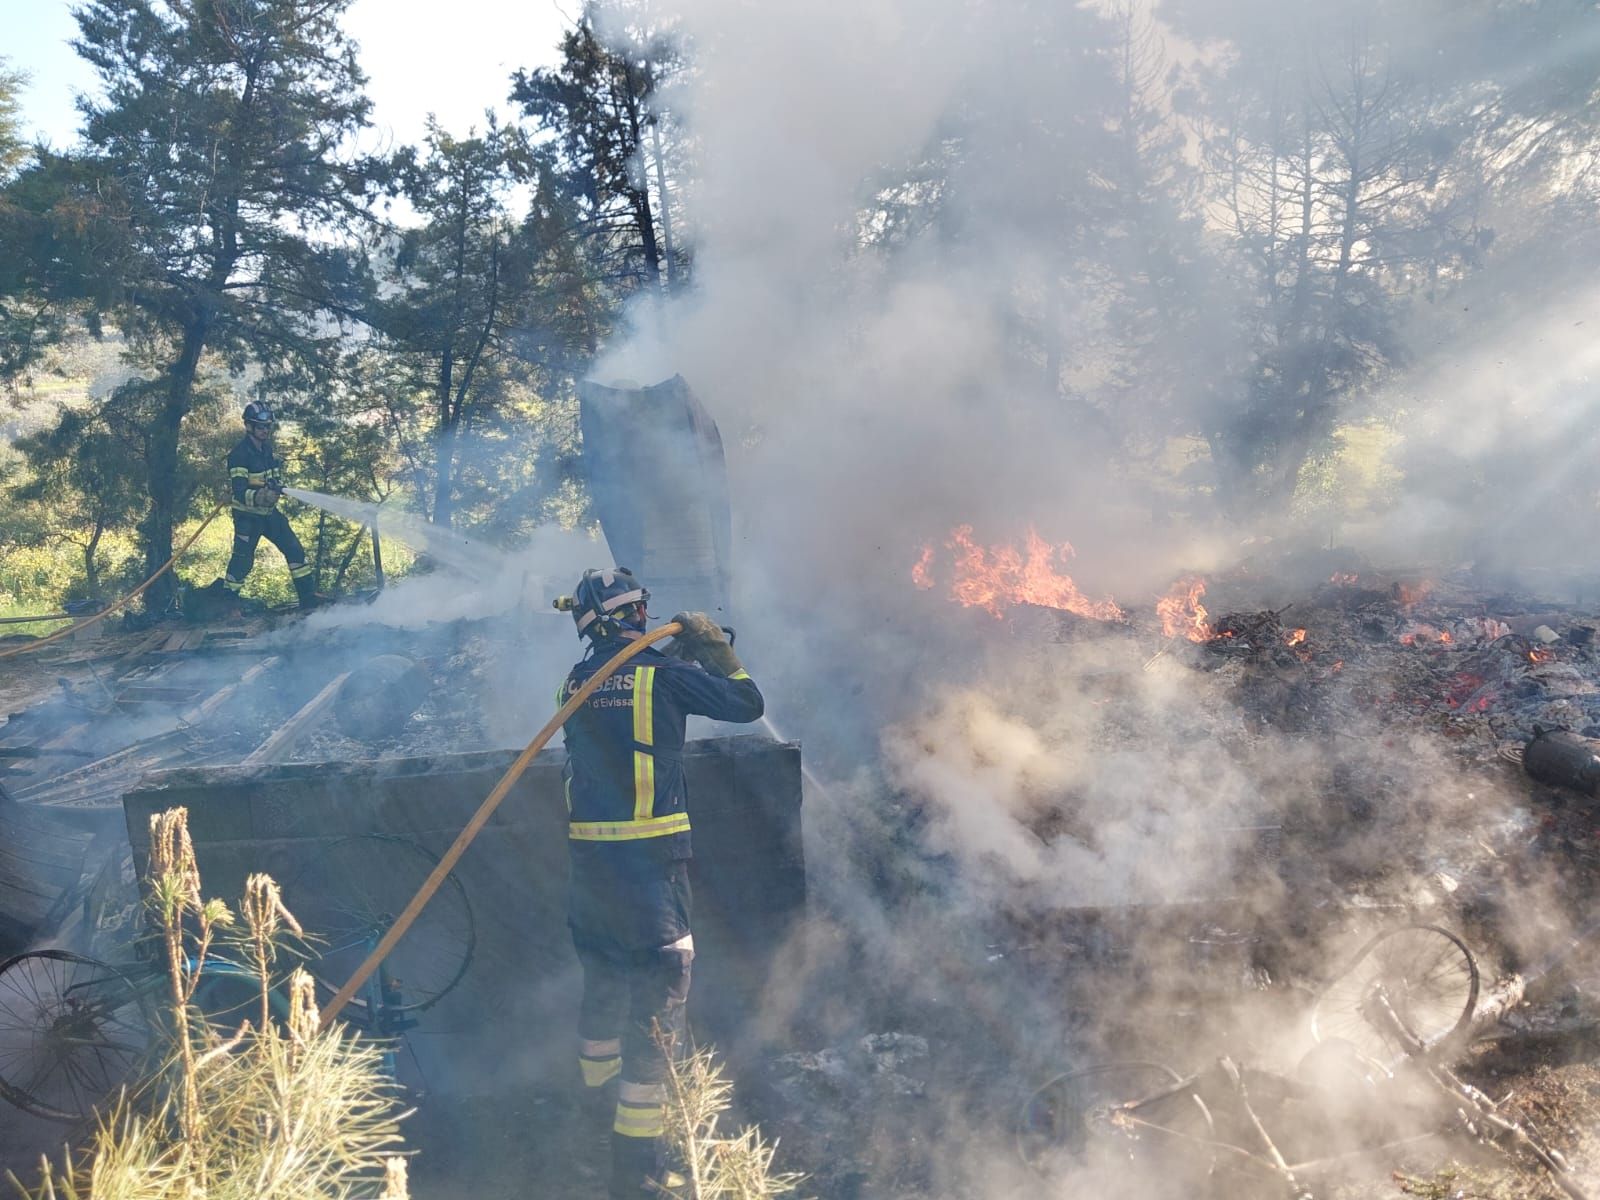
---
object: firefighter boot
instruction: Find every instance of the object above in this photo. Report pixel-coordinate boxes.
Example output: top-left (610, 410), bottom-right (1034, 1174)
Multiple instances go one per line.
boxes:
top-left (608, 1131), bottom-right (658, 1200)
top-left (292, 570), bottom-right (319, 610)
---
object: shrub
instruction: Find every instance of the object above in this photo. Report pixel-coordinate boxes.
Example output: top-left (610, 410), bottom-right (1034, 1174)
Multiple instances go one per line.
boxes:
top-left (7, 808), bottom-right (410, 1200)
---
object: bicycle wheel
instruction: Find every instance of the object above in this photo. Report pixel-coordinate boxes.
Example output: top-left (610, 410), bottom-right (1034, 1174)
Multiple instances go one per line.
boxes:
top-left (285, 835), bottom-right (475, 1014)
top-left (0, 950), bottom-right (157, 1123)
top-left (1017, 1060), bottom-right (1215, 1178)
top-left (1311, 924), bottom-right (1479, 1060)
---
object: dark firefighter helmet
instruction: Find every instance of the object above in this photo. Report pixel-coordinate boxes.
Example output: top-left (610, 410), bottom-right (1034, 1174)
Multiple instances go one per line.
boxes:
top-left (560, 567), bottom-right (649, 639)
top-left (242, 401), bottom-right (276, 429)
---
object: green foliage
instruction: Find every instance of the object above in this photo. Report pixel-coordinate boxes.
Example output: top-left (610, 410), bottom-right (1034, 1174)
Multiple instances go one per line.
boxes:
top-left (8, 406), bottom-right (147, 596)
top-left (373, 117), bottom-right (527, 528)
top-left (0, 56), bottom-right (26, 179)
top-left (1157, 0), bottom-right (1600, 508)
top-left (22, 0), bottom-right (379, 604)
top-left (5, 0), bottom-right (1600, 608)
top-left (511, 0), bottom-right (686, 294)
top-left (357, 112), bottom-right (598, 533)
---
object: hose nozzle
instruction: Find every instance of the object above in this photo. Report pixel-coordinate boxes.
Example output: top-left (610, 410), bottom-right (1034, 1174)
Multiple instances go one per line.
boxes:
top-left (553, 595), bottom-right (576, 613)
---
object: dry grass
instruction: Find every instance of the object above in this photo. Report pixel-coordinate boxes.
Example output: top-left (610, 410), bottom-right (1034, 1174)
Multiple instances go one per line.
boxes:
top-left (7, 807), bottom-right (411, 1200)
top-left (656, 1028), bottom-right (806, 1200)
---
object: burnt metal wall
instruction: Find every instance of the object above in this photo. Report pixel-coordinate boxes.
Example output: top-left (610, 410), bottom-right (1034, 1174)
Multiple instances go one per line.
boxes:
top-left (122, 735), bottom-right (804, 1094)
top-left (577, 376), bottom-right (734, 620)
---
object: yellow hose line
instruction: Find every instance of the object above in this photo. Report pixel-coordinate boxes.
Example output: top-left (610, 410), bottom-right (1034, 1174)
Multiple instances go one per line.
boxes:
top-left (319, 621), bottom-right (686, 1029)
top-left (0, 502), bottom-right (230, 661)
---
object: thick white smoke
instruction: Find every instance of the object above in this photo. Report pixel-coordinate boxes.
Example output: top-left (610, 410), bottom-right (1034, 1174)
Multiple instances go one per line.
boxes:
top-left (566, 5), bottom-right (1600, 1192)
top-left (597, 0), bottom-right (1159, 601)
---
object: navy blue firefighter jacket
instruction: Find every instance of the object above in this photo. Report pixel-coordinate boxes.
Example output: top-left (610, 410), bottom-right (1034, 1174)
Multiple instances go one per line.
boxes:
top-left (226, 434), bottom-right (285, 514)
top-left (559, 636), bottom-right (764, 858)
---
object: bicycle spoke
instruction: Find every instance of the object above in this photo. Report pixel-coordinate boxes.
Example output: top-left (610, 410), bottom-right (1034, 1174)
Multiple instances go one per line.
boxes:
top-left (59, 1050), bottom-right (91, 1116)
top-left (17, 959), bottom-right (53, 1019)
top-left (319, 934), bottom-right (376, 958)
top-left (20, 1042), bottom-right (66, 1102)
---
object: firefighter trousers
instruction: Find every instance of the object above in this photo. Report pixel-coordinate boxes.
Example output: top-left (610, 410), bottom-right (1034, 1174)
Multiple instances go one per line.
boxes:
top-left (225, 511), bottom-right (314, 604)
top-left (570, 868), bottom-right (694, 1199)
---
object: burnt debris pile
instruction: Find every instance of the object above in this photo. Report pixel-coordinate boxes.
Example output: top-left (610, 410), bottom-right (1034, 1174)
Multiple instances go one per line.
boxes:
top-left (0, 616), bottom-right (495, 961)
top-left (746, 556), bottom-right (1600, 1199)
top-left (6, 556), bottom-right (1600, 1197)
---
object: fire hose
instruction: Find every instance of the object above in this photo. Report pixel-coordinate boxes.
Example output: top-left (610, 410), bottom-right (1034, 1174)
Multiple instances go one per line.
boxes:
top-left (0, 501), bottom-right (231, 661)
top-left (319, 620), bottom-right (685, 1028)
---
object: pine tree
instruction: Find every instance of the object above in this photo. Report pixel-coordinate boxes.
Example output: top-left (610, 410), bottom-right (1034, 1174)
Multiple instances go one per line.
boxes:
top-left (510, 1), bottom-right (685, 297)
top-left (13, 0), bottom-right (377, 609)
top-left (373, 118), bottom-right (525, 528)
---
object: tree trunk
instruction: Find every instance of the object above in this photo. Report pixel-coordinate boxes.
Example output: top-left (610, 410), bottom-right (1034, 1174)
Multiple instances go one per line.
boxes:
top-left (332, 526), bottom-right (365, 590)
top-left (143, 316), bottom-right (208, 612)
top-left (650, 120), bottom-right (677, 291)
top-left (315, 506), bottom-right (329, 577)
top-left (83, 523), bottom-right (103, 597)
top-left (620, 63), bottom-right (663, 291)
top-left (1205, 425), bottom-right (1251, 519)
top-left (434, 347), bottom-right (457, 528)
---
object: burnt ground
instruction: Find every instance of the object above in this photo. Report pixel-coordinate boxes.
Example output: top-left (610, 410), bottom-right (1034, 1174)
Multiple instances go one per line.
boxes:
top-left (711, 558), bottom-right (1600, 1200)
top-left (7, 558), bottom-right (1600, 1198)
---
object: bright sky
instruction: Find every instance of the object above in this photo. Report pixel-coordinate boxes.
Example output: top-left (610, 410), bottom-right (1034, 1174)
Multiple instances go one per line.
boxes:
top-left (2, 0), bottom-right (570, 151)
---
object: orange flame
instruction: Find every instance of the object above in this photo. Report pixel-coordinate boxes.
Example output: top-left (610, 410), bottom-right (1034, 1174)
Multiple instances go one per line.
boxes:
top-left (912, 545), bottom-right (935, 590)
top-left (1399, 624), bottom-right (1452, 646)
top-left (1329, 572), bottom-right (1359, 585)
top-left (1157, 576), bottom-right (1213, 642)
top-left (1285, 628), bottom-right (1307, 646)
top-left (1395, 580), bottom-right (1435, 609)
top-left (928, 525), bottom-right (1125, 620)
top-left (1529, 647), bottom-right (1553, 664)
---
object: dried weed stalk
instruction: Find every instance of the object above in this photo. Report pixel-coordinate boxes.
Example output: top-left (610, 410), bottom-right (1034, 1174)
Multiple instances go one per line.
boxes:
top-left (11, 807), bottom-right (410, 1200)
top-left (654, 1025), bottom-right (806, 1200)
top-left (149, 807), bottom-right (231, 1147)
top-left (242, 873), bottom-right (301, 1036)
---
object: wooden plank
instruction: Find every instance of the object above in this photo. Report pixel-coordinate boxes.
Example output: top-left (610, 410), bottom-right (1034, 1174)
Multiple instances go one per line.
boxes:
top-left (11, 732), bottom-right (185, 801)
top-left (181, 655), bottom-right (281, 725)
top-left (113, 628), bottom-right (175, 676)
top-left (114, 684), bottom-right (205, 705)
top-left (241, 671), bottom-right (351, 766)
top-left (41, 722), bottom-right (92, 751)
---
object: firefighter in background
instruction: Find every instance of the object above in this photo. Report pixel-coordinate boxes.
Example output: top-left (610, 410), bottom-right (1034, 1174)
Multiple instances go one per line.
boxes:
top-left (557, 568), bottom-right (764, 1198)
top-left (222, 402), bottom-right (317, 609)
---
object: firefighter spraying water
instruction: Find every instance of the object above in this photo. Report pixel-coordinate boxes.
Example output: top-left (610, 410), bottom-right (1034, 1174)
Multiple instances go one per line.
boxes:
top-left (215, 403), bottom-right (318, 610)
top-left (279, 487), bottom-right (508, 583)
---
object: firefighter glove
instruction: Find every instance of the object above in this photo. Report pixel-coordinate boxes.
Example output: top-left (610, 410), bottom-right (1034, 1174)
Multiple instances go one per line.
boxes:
top-left (670, 611), bottom-right (744, 678)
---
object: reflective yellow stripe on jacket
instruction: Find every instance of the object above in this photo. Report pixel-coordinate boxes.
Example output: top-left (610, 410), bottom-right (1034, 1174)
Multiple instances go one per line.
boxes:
top-left (232, 468), bottom-right (278, 512)
top-left (632, 666), bottom-right (656, 820)
top-left (569, 812), bottom-right (690, 841)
